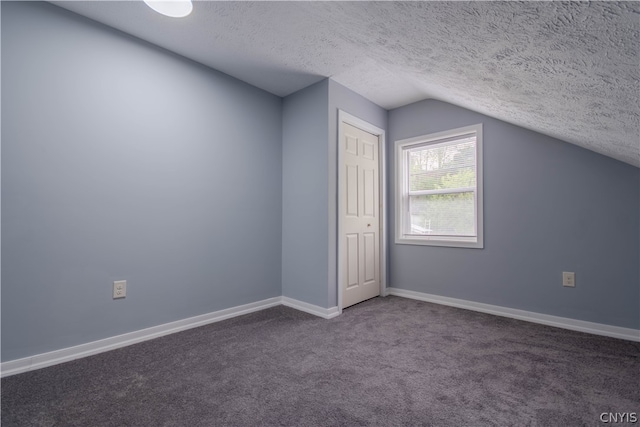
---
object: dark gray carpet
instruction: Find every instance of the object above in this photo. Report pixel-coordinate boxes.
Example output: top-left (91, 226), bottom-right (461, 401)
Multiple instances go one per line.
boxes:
top-left (2, 296), bottom-right (639, 426)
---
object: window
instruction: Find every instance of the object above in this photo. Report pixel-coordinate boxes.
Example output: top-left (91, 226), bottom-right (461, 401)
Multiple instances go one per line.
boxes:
top-left (395, 124), bottom-right (483, 248)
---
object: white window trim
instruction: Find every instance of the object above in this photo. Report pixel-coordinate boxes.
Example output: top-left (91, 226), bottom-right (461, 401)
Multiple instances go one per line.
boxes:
top-left (395, 124), bottom-right (484, 249)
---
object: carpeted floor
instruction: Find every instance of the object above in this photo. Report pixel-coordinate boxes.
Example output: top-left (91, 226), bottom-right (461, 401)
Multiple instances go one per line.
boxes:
top-left (2, 296), bottom-right (639, 426)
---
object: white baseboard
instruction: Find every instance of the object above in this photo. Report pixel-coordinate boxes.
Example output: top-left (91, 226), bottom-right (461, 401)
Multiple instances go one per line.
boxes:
top-left (7, 289), bottom-right (631, 378)
top-left (281, 296), bottom-right (340, 319)
top-left (387, 287), bottom-right (640, 342)
top-left (1, 296), bottom-right (340, 378)
top-left (1, 297), bottom-right (282, 378)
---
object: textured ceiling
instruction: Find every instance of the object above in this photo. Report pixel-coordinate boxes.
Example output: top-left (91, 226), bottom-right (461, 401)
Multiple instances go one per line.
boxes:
top-left (52, 1), bottom-right (640, 167)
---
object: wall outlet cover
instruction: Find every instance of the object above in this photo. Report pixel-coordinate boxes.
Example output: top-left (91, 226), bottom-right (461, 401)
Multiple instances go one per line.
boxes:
top-left (562, 272), bottom-right (575, 287)
top-left (113, 280), bottom-right (127, 299)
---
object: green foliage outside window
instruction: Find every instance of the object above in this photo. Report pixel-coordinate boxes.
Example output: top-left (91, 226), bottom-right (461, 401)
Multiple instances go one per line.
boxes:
top-left (408, 142), bottom-right (476, 236)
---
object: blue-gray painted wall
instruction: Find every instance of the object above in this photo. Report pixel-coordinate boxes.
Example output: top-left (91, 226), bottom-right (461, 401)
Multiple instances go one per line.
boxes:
top-left (327, 80), bottom-right (388, 307)
top-left (388, 99), bottom-right (640, 329)
top-left (281, 80), bottom-right (330, 307)
top-left (3, 0), bottom-right (638, 365)
top-left (281, 80), bottom-right (388, 309)
top-left (1, 2), bottom-right (283, 361)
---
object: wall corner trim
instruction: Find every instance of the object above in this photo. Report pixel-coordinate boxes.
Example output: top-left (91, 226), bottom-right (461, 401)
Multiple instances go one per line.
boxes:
top-left (387, 287), bottom-right (640, 342)
top-left (1, 296), bottom-right (340, 378)
top-left (281, 296), bottom-right (340, 319)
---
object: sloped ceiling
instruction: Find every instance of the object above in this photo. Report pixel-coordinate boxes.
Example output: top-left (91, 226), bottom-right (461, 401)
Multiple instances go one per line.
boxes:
top-left (52, 1), bottom-right (640, 167)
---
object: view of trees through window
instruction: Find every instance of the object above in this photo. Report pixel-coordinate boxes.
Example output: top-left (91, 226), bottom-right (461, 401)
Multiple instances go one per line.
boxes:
top-left (407, 138), bottom-right (476, 236)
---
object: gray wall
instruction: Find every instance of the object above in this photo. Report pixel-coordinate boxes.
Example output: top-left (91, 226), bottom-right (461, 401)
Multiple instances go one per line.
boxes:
top-left (388, 99), bottom-right (640, 329)
top-left (3, 0), bottom-right (637, 365)
top-left (281, 79), bottom-right (388, 309)
top-left (2, 2), bottom-right (283, 361)
top-left (327, 80), bottom-right (388, 307)
top-left (281, 80), bottom-right (329, 307)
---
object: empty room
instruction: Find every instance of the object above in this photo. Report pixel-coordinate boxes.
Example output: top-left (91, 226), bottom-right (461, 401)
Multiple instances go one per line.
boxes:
top-left (2, 1), bottom-right (638, 426)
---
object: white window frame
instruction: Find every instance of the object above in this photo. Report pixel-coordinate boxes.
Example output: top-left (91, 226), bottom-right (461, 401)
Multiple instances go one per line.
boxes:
top-left (395, 123), bottom-right (483, 249)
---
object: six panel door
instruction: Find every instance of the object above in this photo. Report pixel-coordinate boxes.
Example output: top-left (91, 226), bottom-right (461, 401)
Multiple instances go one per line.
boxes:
top-left (342, 122), bottom-right (380, 308)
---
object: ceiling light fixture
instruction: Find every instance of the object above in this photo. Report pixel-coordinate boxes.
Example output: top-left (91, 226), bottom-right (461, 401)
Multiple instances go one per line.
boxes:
top-left (144, 0), bottom-right (193, 18)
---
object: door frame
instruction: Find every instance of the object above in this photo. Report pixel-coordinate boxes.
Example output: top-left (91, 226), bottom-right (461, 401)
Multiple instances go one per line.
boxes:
top-left (337, 110), bottom-right (387, 312)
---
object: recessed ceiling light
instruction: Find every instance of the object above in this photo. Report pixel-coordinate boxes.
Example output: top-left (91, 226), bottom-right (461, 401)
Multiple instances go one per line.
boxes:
top-left (144, 0), bottom-right (193, 18)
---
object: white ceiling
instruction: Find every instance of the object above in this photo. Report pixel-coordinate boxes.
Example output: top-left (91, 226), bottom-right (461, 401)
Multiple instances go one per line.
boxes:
top-left (52, 1), bottom-right (640, 167)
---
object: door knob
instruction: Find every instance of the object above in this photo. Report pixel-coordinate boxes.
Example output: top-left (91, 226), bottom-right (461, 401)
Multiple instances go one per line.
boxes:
top-left (367, 224), bottom-right (371, 227)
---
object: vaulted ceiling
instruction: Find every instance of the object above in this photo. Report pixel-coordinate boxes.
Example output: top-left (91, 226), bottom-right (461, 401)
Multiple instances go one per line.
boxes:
top-left (53, 1), bottom-right (640, 167)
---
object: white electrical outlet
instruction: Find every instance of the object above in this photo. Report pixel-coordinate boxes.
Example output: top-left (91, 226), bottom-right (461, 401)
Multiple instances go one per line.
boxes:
top-left (113, 280), bottom-right (127, 299)
top-left (562, 272), bottom-right (575, 287)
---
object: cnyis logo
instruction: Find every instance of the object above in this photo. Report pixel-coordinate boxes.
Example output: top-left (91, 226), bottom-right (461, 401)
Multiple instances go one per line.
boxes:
top-left (600, 412), bottom-right (638, 424)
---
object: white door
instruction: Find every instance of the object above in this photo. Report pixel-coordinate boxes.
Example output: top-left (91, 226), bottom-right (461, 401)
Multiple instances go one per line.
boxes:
top-left (342, 122), bottom-right (380, 308)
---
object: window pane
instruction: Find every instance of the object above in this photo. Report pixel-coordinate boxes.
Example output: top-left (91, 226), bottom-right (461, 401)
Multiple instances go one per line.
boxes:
top-left (409, 192), bottom-right (475, 236)
top-left (409, 140), bottom-right (475, 191)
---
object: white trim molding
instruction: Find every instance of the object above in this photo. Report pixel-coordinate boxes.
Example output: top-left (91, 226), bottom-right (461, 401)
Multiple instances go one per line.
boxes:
top-left (5, 290), bottom-right (634, 378)
top-left (1, 296), bottom-right (339, 378)
top-left (388, 287), bottom-right (640, 342)
top-left (281, 296), bottom-right (340, 319)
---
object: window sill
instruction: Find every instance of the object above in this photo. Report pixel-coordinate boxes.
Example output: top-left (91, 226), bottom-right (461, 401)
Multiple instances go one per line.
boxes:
top-left (395, 236), bottom-right (484, 249)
